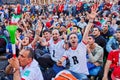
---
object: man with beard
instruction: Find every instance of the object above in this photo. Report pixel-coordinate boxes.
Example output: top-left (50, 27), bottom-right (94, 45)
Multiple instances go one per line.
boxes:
top-left (48, 29), bottom-right (66, 62)
top-left (37, 29), bottom-right (68, 69)
top-left (36, 29), bottom-right (68, 80)
top-left (106, 28), bottom-right (120, 53)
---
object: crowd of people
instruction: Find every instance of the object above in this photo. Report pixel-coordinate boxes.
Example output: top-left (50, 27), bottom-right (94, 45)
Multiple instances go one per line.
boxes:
top-left (0, 0), bottom-right (120, 80)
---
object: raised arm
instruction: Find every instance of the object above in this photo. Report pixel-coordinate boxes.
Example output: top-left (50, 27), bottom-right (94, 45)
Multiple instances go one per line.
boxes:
top-left (31, 20), bottom-right (43, 47)
top-left (38, 37), bottom-right (49, 46)
top-left (82, 3), bottom-right (99, 43)
top-left (82, 23), bottom-right (93, 43)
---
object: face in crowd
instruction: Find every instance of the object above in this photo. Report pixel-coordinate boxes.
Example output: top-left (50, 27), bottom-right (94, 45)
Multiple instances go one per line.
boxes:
top-left (115, 30), bottom-right (120, 42)
top-left (92, 27), bottom-right (101, 37)
top-left (87, 36), bottom-right (95, 45)
top-left (43, 31), bottom-right (51, 41)
top-left (18, 49), bottom-right (32, 67)
top-left (69, 33), bottom-right (78, 47)
top-left (102, 24), bottom-right (109, 32)
top-left (22, 36), bottom-right (30, 46)
top-left (71, 27), bottom-right (78, 33)
top-left (52, 29), bottom-right (60, 41)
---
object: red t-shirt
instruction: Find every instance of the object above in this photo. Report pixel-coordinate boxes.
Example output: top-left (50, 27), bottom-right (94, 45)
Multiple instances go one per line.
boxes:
top-left (107, 49), bottom-right (120, 78)
top-left (76, 2), bottom-right (82, 11)
top-left (58, 4), bottom-right (64, 12)
top-left (107, 49), bottom-right (120, 69)
top-left (103, 3), bottom-right (112, 10)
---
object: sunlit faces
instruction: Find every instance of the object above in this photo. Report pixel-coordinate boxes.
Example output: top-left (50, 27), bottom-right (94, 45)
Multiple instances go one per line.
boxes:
top-left (80, 17), bottom-right (85, 22)
top-left (18, 49), bottom-right (31, 67)
top-left (52, 29), bottom-right (60, 41)
top-left (71, 27), bottom-right (78, 33)
top-left (87, 36), bottom-right (95, 45)
top-left (102, 25), bottom-right (108, 31)
top-left (69, 33), bottom-right (78, 47)
top-left (21, 36), bottom-right (30, 46)
top-left (59, 26), bottom-right (67, 33)
top-left (92, 28), bottom-right (101, 37)
top-left (43, 31), bottom-right (51, 41)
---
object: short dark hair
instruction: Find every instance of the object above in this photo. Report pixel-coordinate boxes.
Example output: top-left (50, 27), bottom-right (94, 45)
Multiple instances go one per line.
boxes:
top-left (24, 47), bottom-right (34, 59)
top-left (43, 29), bottom-right (51, 34)
top-left (68, 32), bottom-right (78, 40)
top-left (17, 28), bottom-right (23, 34)
top-left (88, 34), bottom-right (95, 40)
top-left (73, 25), bottom-right (82, 31)
top-left (73, 25), bottom-right (79, 28)
top-left (93, 27), bottom-right (102, 32)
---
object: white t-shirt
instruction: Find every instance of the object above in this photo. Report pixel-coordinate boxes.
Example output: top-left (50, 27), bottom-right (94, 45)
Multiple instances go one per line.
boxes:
top-left (48, 39), bottom-right (65, 62)
top-left (63, 42), bottom-right (89, 75)
top-left (20, 59), bottom-right (43, 80)
top-left (77, 22), bottom-right (87, 29)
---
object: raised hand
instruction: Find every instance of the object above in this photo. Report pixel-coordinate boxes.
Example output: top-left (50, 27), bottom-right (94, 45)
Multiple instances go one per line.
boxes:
top-left (88, 3), bottom-right (99, 19)
top-left (37, 20), bottom-right (43, 33)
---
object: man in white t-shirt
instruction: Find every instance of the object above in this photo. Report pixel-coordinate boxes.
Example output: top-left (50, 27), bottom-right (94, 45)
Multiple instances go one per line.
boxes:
top-left (57, 22), bottom-right (94, 79)
top-left (5, 47), bottom-right (43, 80)
top-left (39, 29), bottom-right (67, 63)
top-left (48, 29), bottom-right (66, 62)
top-left (56, 3), bottom-right (98, 79)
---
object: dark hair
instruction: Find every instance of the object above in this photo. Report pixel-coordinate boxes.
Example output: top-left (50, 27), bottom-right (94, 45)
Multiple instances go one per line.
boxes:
top-left (17, 28), bottom-right (23, 34)
top-left (81, 16), bottom-right (85, 21)
top-left (24, 47), bottom-right (34, 59)
top-left (68, 32), bottom-right (78, 40)
top-left (43, 29), bottom-right (51, 34)
top-left (93, 27), bottom-right (102, 32)
top-left (67, 33), bottom-right (78, 47)
top-left (88, 34), bottom-right (95, 40)
top-left (107, 21), bottom-right (111, 24)
top-left (73, 25), bottom-right (79, 28)
top-left (73, 25), bottom-right (82, 31)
